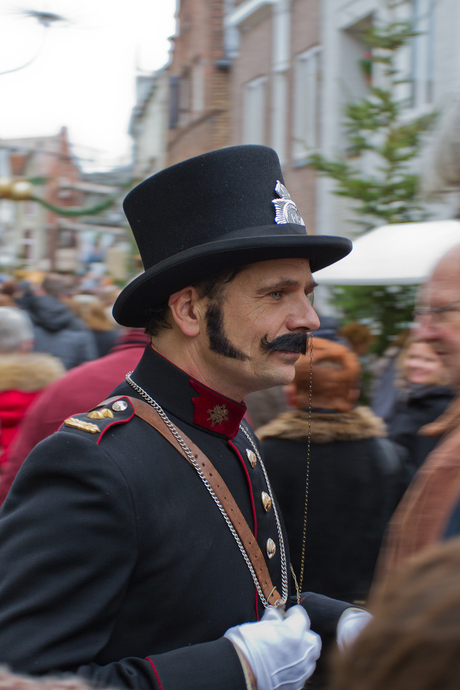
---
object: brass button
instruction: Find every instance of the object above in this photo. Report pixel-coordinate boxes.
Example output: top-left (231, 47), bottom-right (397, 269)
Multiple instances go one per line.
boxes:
top-left (88, 408), bottom-right (114, 419)
top-left (112, 400), bottom-right (128, 412)
top-left (261, 492), bottom-right (272, 512)
top-left (246, 449), bottom-right (257, 468)
top-left (266, 538), bottom-right (276, 559)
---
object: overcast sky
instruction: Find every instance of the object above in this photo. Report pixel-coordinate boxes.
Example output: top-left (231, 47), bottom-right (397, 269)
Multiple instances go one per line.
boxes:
top-left (0, 0), bottom-right (176, 171)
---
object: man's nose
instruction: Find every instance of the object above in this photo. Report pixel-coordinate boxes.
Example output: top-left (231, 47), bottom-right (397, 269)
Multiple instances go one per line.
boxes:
top-left (287, 295), bottom-right (320, 332)
top-left (414, 314), bottom-right (437, 341)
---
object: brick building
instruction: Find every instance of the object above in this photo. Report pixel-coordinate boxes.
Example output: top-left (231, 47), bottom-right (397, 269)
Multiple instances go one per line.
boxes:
top-left (318, 0), bottom-right (460, 238)
top-left (167, 0), bottom-right (232, 166)
top-left (0, 128), bottom-right (129, 274)
top-left (226, 0), bottom-right (321, 232)
top-left (129, 69), bottom-right (169, 180)
top-left (0, 127), bottom-right (83, 270)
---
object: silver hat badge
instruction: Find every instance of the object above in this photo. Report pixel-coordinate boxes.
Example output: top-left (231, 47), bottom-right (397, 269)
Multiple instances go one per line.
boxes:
top-left (272, 180), bottom-right (305, 227)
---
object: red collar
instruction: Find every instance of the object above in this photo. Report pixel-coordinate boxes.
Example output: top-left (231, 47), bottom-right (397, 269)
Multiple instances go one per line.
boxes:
top-left (189, 380), bottom-right (246, 439)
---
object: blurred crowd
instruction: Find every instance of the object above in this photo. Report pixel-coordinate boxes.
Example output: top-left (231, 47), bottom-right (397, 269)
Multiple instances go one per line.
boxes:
top-left (0, 272), bottom-right (150, 493)
top-left (1, 269), bottom-right (455, 583)
top-left (1, 257), bottom-right (460, 689)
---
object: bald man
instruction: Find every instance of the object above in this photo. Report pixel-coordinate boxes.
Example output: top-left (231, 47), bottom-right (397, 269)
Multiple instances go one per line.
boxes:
top-left (378, 244), bottom-right (460, 576)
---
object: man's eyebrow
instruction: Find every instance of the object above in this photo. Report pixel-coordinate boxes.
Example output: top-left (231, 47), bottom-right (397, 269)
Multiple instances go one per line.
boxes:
top-left (256, 278), bottom-right (318, 293)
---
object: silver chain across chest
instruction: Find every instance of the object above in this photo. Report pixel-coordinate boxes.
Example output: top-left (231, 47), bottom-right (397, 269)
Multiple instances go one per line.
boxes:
top-left (125, 371), bottom-right (288, 609)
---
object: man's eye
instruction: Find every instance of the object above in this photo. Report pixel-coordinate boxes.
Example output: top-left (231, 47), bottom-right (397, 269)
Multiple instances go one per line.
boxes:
top-left (270, 291), bottom-right (282, 300)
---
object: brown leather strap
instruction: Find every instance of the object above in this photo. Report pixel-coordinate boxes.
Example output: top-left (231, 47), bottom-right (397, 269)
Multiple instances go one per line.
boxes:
top-left (96, 395), bottom-right (282, 607)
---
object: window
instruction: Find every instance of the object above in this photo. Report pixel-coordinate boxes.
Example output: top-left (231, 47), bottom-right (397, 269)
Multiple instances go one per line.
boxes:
top-left (178, 70), bottom-right (191, 127)
top-left (169, 69), bottom-right (192, 129)
top-left (271, 72), bottom-right (288, 164)
top-left (169, 75), bottom-right (179, 129)
top-left (271, 0), bottom-right (290, 163)
top-left (243, 77), bottom-right (266, 145)
top-left (58, 229), bottom-right (77, 249)
top-left (410, 0), bottom-right (435, 108)
top-left (192, 61), bottom-right (205, 114)
top-left (24, 200), bottom-right (37, 216)
top-left (22, 229), bottom-right (35, 262)
top-left (292, 47), bottom-right (321, 160)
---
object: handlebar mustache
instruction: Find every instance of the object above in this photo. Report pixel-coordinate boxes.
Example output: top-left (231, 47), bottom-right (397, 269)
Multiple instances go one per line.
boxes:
top-left (260, 332), bottom-right (308, 355)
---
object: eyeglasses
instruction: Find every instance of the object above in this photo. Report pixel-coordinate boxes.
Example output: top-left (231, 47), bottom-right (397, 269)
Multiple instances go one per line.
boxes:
top-left (414, 299), bottom-right (460, 322)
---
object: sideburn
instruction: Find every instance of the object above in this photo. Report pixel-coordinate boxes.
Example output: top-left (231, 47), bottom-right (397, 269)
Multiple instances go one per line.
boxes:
top-left (205, 302), bottom-right (250, 361)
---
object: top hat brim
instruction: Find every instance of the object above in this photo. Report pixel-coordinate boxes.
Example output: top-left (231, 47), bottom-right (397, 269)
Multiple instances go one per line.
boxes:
top-left (113, 227), bottom-right (352, 327)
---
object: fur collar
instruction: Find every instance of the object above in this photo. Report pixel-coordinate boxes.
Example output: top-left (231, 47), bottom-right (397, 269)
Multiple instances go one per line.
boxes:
top-left (257, 407), bottom-right (386, 444)
top-left (0, 353), bottom-right (65, 392)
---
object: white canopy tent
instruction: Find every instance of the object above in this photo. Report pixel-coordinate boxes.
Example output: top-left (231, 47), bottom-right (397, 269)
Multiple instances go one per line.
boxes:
top-left (315, 220), bottom-right (460, 285)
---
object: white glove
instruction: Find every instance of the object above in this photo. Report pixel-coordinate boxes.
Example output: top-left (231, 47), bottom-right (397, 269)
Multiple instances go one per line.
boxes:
top-left (224, 605), bottom-right (321, 690)
top-left (337, 608), bottom-right (372, 653)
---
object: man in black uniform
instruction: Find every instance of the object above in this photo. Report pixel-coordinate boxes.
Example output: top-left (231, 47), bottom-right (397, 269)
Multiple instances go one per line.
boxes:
top-left (0, 146), bottom-right (363, 690)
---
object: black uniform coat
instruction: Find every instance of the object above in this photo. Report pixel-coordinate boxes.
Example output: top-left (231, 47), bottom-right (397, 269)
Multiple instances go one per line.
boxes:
top-left (258, 407), bottom-right (403, 603)
top-left (0, 346), bottom-right (289, 690)
top-left (386, 384), bottom-right (455, 474)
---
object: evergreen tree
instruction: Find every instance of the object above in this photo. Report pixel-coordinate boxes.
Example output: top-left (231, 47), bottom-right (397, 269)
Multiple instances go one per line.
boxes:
top-left (309, 19), bottom-right (436, 353)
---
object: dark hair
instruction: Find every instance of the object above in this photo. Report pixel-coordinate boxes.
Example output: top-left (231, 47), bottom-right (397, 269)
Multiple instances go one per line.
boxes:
top-left (330, 536), bottom-right (460, 690)
top-left (339, 322), bottom-right (375, 351)
top-left (144, 266), bottom-right (242, 337)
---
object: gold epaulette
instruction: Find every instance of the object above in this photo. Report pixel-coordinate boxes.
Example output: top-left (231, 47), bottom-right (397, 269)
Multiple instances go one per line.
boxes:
top-left (63, 398), bottom-right (134, 437)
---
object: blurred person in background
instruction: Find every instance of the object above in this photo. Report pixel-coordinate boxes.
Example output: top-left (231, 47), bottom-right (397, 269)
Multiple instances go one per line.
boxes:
top-left (96, 285), bottom-right (122, 321)
top-left (339, 323), bottom-right (375, 358)
top-left (310, 312), bottom-right (345, 343)
top-left (0, 294), bottom-right (15, 307)
top-left (0, 279), bottom-right (24, 303)
top-left (0, 307), bottom-right (64, 467)
top-left (0, 327), bottom-right (148, 506)
top-left (18, 274), bottom-right (97, 369)
top-left (258, 337), bottom-right (404, 604)
top-left (371, 330), bottom-right (410, 422)
top-left (386, 336), bottom-right (454, 476)
top-left (245, 385), bottom-right (287, 430)
top-left (377, 243), bottom-right (460, 579)
top-left (331, 536), bottom-right (460, 690)
top-left (72, 298), bottom-right (120, 358)
top-left (339, 322), bottom-right (376, 404)
top-left (0, 668), bottom-right (94, 690)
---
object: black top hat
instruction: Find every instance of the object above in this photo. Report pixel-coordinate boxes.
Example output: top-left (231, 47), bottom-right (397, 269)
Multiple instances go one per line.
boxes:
top-left (113, 145), bottom-right (352, 327)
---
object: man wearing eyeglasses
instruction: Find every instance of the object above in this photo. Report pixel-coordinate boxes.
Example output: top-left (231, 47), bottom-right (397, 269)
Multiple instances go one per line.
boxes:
top-left (377, 244), bottom-right (460, 578)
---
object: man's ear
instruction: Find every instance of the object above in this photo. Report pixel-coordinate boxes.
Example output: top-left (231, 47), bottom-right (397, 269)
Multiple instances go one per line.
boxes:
top-left (168, 286), bottom-right (204, 337)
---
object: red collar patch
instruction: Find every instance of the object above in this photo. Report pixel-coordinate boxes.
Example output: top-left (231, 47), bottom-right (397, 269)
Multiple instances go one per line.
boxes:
top-left (190, 380), bottom-right (246, 439)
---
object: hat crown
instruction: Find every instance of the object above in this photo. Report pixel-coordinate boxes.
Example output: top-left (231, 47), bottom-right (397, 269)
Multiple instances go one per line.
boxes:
top-left (124, 146), bottom-right (300, 271)
top-left (114, 146), bottom-right (352, 327)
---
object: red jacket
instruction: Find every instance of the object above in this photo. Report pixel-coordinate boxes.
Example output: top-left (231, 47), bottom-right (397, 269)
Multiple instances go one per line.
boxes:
top-left (0, 353), bottom-right (64, 466)
top-left (0, 331), bottom-right (148, 505)
top-left (0, 390), bottom-right (41, 461)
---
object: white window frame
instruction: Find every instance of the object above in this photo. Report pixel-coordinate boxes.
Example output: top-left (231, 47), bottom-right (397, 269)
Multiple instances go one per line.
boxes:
top-left (192, 61), bottom-right (205, 115)
top-left (242, 76), bottom-right (267, 145)
top-left (409, 0), bottom-right (435, 110)
top-left (178, 70), bottom-right (190, 127)
top-left (292, 46), bottom-right (322, 161)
